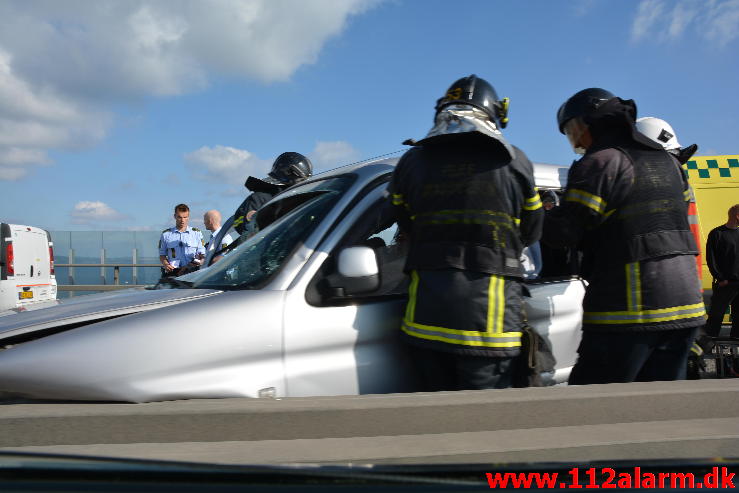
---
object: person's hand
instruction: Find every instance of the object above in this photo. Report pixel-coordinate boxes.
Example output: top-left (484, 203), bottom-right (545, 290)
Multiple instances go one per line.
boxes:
top-left (718, 280), bottom-right (729, 287)
top-left (163, 262), bottom-right (175, 272)
top-left (246, 209), bottom-right (257, 221)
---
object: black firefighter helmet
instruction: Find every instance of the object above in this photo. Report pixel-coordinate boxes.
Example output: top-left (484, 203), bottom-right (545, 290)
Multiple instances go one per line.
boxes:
top-left (556, 88), bottom-right (616, 133)
top-left (264, 152), bottom-right (313, 187)
top-left (435, 74), bottom-right (510, 128)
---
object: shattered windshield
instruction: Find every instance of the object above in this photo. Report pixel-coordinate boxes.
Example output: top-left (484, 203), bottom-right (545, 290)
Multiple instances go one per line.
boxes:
top-left (177, 175), bottom-right (355, 290)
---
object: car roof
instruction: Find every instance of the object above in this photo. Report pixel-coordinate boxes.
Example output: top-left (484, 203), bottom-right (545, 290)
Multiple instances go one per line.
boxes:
top-left (231, 148), bottom-right (573, 216)
top-left (305, 155), bottom-right (569, 189)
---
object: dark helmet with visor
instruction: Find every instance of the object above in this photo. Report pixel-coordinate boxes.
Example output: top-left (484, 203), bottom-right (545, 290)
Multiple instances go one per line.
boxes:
top-left (435, 74), bottom-right (510, 128)
top-left (266, 152), bottom-right (313, 186)
top-left (556, 88), bottom-right (616, 133)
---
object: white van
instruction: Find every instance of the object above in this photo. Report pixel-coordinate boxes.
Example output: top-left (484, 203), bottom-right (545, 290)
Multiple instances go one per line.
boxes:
top-left (0, 224), bottom-right (57, 312)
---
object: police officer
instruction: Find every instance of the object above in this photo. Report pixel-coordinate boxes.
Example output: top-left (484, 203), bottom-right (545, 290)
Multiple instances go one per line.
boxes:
top-left (232, 152), bottom-right (313, 236)
top-left (159, 203), bottom-right (205, 277)
top-left (388, 75), bottom-right (543, 391)
top-left (203, 209), bottom-right (233, 254)
top-left (544, 88), bottom-right (705, 384)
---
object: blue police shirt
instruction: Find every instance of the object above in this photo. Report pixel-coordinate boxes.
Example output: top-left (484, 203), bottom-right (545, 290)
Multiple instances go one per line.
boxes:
top-left (158, 227), bottom-right (205, 268)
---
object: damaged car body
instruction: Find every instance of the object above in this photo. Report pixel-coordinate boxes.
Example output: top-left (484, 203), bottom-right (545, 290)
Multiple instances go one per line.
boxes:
top-left (0, 159), bottom-right (584, 402)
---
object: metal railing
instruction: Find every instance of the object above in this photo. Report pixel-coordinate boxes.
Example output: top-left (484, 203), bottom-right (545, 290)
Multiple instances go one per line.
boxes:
top-left (55, 260), bottom-right (162, 292)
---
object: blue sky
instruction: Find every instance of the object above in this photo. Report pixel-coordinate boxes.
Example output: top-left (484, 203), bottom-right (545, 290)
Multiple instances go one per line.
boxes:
top-left (1, 0), bottom-right (738, 231)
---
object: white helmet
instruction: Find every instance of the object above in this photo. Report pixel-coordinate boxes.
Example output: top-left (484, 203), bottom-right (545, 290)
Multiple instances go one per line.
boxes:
top-left (636, 116), bottom-right (681, 151)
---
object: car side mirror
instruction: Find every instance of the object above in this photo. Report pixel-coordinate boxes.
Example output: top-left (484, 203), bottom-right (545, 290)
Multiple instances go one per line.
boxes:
top-left (335, 246), bottom-right (380, 295)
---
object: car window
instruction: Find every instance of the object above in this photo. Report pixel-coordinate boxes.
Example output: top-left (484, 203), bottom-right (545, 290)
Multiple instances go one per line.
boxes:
top-left (307, 195), bottom-right (409, 305)
top-left (180, 175), bottom-right (355, 290)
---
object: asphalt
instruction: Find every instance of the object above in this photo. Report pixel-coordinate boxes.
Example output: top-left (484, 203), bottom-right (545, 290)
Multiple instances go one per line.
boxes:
top-left (1, 379), bottom-right (737, 465)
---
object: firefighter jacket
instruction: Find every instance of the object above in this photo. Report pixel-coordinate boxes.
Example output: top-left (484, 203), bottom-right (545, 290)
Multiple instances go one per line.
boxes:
top-left (388, 134), bottom-right (543, 357)
top-left (543, 98), bottom-right (705, 332)
top-left (232, 177), bottom-right (285, 235)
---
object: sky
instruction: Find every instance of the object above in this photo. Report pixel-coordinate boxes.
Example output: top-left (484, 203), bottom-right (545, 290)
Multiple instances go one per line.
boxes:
top-left (1, 0), bottom-right (738, 232)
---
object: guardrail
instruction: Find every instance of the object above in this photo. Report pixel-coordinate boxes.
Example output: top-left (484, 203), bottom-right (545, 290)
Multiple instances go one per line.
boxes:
top-left (55, 262), bottom-right (162, 292)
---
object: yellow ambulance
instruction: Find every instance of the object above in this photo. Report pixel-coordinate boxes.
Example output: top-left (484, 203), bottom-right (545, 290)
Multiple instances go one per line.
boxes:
top-left (684, 154), bottom-right (739, 295)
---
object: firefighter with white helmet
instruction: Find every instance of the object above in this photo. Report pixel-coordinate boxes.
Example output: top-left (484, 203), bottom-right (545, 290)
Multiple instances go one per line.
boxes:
top-left (636, 116), bottom-right (698, 164)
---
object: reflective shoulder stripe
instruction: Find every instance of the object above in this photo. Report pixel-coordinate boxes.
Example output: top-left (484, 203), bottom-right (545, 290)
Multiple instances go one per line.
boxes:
top-left (233, 216), bottom-right (244, 227)
top-left (523, 193), bottom-right (542, 211)
top-left (565, 188), bottom-right (607, 215)
top-left (583, 302), bottom-right (706, 324)
top-left (391, 193), bottom-right (404, 206)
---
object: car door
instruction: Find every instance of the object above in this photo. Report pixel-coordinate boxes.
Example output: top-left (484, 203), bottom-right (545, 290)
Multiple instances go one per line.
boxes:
top-left (281, 181), bottom-right (421, 397)
top-left (282, 181), bottom-right (584, 396)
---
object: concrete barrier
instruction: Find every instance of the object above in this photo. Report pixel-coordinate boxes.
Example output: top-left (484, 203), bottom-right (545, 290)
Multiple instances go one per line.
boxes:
top-left (1, 379), bottom-right (737, 464)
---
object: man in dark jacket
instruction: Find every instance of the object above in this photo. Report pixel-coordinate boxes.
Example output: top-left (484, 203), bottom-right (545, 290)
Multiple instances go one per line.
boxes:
top-left (544, 88), bottom-right (705, 385)
top-left (232, 152), bottom-right (313, 236)
top-left (705, 204), bottom-right (739, 339)
top-left (388, 75), bottom-right (543, 391)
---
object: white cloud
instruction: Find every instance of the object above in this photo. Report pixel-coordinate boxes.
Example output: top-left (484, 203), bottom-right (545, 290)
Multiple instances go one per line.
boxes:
top-left (0, 48), bottom-right (111, 179)
top-left (309, 140), bottom-right (361, 171)
top-left (0, 0), bottom-right (381, 181)
top-left (184, 145), bottom-right (271, 184)
top-left (70, 201), bottom-right (129, 225)
top-left (572, 0), bottom-right (597, 17)
top-left (632, 0), bottom-right (739, 45)
top-left (184, 139), bottom-right (363, 189)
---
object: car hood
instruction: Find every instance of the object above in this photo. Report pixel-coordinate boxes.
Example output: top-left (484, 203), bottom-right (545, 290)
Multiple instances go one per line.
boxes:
top-left (0, 288), bottom-right (222, 344)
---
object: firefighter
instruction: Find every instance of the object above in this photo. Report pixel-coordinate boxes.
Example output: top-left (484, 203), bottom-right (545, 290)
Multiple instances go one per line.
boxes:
top-left (232, 152), bottom-right (313, 236)
top-left (635, 116), bottom-right (699, 165)
top-left (388, 75), bottom-right (543, 391)
top-left (544, 88), bottom-right (705, 384)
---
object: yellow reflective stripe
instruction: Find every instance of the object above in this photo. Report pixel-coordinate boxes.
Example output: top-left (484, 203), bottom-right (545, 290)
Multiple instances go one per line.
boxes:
top-left (583, 303), bottom-right (706, 324)
top-left (604, 209), bottom-right (616, 219)
top-left (414, 209), bottom-right (517, 228)
top-left (523, 193), bottom-right (542, 211)
top-left (414, 217), bottom-right (517, 229)
top-left (391, 193), bottom-right (404, 206)
top-left (485, 276), bottom-right (498, 332)
top-left (402, 322), bottom-right (522, 348)
top-left (485, 274), bottom-right (505, 333)
top-left (233, 216), bottom-right (244, 227)
top-left (403, 319), bottom-right (521, 338)
top-left (625, 262), bottom-right (642, 312)
top-left (405, 270), bottom-right (419, 322)
top-left (565, 188), bottom-right (607, 215)
top-left (416, 209), bottom-right (515, 218)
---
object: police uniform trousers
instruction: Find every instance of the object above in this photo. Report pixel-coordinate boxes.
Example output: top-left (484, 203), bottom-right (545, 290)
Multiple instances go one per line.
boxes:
top-left (401, 268), bottom-right (522, 391)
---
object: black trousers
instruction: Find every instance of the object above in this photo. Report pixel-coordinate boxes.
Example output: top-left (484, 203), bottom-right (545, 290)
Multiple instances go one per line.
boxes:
top-left (705, 282), bottom-right (739, 338)
top-left (568, 327), bottom-right (698, 385)
top-left (407, 343), bottom-right (516, 391)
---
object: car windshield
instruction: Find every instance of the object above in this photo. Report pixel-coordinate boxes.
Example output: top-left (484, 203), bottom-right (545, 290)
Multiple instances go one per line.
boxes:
top-left (176, 175), bottom-right (355, 290)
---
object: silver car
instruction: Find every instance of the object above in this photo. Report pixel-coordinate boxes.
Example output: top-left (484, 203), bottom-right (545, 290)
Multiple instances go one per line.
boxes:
top-left (0, 158), bottom-right (584, 402)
